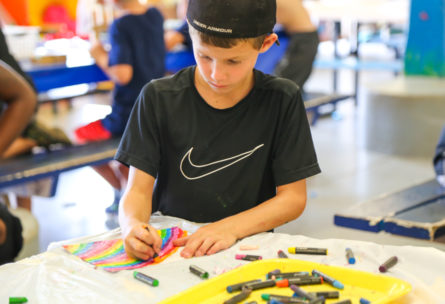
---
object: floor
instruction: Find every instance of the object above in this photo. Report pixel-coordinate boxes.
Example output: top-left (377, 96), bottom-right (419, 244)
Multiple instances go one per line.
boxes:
top-left (25, 42), bottom-right (445, 254)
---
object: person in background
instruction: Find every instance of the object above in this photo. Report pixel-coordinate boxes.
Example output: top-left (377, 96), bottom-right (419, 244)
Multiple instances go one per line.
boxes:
top-left (74, 0), bottom-right (166, 214)
top-left (117, 0), bottom-right (320, 260)
top-left (0, 26), bottom-right (71, 211)
top-left (0, 60), bottom-right (37, 264)
top-left (274, 0), bottom-right (319, 91)
top-left (164, 0), bottom-right (319, 92)
top-left (434, 126), bottom-right (445, 187)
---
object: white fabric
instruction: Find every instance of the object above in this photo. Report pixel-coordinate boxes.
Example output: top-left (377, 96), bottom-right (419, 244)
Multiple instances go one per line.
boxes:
top-left (1, 214), bottom-right (445, 303)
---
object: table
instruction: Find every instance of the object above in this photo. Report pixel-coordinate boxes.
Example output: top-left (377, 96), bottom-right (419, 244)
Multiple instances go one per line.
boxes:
top-left (1, 214), bottom-right (444, 303)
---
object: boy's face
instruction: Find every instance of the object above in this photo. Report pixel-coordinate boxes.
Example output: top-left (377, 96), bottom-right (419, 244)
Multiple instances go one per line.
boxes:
top-left (191, 33), bottom-right (262, 95)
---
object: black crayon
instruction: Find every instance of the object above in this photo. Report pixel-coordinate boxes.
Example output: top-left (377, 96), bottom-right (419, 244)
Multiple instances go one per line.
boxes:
top-left (189, 264), bottom-right (209, 279)
top-left (273, 271), bottom-right (310, 279)
top-left (226, 279), bottom-right (261, 293)
top-left (309, 291), bottom-right (340, 299)
top-left (224, 286), bottom-right (252, 304)
top-left (288, 247), bottom-right (328, 255)
top-left (245, 279), bottom-right (276, 290)
top-left (331, 300), bottom-right (352, 304)
top-left (287, 276), bottom-right (322, 286)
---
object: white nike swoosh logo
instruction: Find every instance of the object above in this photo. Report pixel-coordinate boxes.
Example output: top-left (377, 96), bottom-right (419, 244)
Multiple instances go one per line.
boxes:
top-left (179, 144), bottom-right (264, 180)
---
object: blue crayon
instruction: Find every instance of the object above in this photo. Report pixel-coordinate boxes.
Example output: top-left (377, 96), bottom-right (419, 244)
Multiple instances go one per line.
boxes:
top-left (360, 298), bottom-right (371, 304)
top-left (345, 248), bottom-right (356, 264)
top-left (312, 269), bottom-right (344, 289)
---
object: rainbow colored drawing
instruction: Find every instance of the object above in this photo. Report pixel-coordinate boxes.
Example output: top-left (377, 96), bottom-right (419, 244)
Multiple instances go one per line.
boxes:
top-left (63, 226), bottom-right (187, 272)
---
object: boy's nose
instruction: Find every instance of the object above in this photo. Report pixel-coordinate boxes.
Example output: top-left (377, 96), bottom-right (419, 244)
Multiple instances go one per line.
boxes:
top-left (210, 62), bottom-right (226, 82)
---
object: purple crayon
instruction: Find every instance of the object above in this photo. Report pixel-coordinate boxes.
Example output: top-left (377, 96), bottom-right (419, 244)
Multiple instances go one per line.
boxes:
top-left (379, 256), bottom-right (398, 272)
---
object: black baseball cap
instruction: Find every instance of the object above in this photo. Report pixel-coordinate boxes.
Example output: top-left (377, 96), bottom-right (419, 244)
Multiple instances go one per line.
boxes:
top-left (186, 0), bottom-right (276, 38)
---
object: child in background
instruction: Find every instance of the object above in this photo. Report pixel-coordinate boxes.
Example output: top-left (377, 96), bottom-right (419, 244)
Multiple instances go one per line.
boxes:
top-left (116, 0), bottom-right (320, 260)
top-left (434, 126), bottom-right (445, 187)
top-left (74, 0), bottom-right (166, 213)
top-left (0, 61), bottom-right (37, 264)
top-left (0, 27), bottom-right (71, 210)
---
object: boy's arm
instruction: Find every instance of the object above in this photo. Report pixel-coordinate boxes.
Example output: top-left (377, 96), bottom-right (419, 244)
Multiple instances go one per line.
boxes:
top-left (173, 179), bottom-right (307, 258)
top-left (119, 166), bottom-right (162, 260)
top-left (90, 41), bottom-right (133, 85)
top-left (0, 61), bottom-right (37, 156)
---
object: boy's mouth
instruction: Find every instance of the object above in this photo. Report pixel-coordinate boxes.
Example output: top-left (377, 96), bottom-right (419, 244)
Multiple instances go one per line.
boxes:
top-left (209, 82), bottom-right (227, 88)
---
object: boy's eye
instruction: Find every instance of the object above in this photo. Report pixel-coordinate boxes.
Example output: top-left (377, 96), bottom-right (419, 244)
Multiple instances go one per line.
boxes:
top-left (200, 54), bottom-right (211, 60)
top-left (228, 59), bottom-right (240, 65)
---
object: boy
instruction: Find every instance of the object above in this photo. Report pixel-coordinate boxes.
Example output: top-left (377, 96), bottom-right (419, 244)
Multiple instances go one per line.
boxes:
top-left (116, 0), bottom-right (320, 260)
top-left (74, 0), bottom-right (166, 213)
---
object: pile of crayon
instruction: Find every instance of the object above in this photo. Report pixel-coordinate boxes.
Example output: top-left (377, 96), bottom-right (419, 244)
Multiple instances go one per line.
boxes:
top-left (222, 267), bottom-right (369, 304)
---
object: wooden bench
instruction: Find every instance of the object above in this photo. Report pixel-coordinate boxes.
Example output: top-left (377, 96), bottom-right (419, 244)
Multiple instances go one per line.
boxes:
top-left (334, 179), bottom-right (445, 241)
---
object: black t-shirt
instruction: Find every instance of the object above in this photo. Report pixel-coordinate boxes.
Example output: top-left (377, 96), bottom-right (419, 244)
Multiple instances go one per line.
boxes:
top-left (116, 66), bottom-right (320, 222)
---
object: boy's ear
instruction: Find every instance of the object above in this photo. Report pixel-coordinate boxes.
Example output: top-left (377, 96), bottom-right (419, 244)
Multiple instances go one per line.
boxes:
top-left (259, 33), bottom-right (279, 53)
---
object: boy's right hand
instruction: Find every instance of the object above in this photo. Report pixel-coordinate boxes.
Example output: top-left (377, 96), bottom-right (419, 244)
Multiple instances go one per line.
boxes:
top-left (122, 223), bottom-right (162, 260)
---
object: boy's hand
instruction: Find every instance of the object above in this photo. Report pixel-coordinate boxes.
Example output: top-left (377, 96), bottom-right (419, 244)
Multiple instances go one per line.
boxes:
top-left (172, 222), bottom-right (237, 258)
top-left (122, 223), bottom-right (162, 260)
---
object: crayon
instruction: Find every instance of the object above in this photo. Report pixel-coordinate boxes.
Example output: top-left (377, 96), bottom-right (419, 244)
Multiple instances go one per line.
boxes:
top-left (266, 269), bottom-right (281, 279)
top-left (245, 279), bottom-right (276, 290)
top-left (239, 245), bottom-right (259, 250)
top-left (226, 279), bottom-right (261, 293)
top-left (223, 286), bottom-right (252, 304)
top-left (277, 250), bottom-right (288, 258)
top-left (360, 298), bottom-right (371, 304)
top-left (261, 294), bottom-right (308, 303)
top-left (345, 248), bottom-right (356, 264)
top-left (309, 291), bottom-right (340, 299)
top-left (312, 269), bottom-right (344, 289)
top-left (276, 276), bottom-right (323, 287)
top-left (143, 225), bottom-right (158, 258)
top-left (9, 298), bottom-right (28, 304)
top-left (272, 271), bottom-right (309, 279)
top-left (133, 271), bottom-right (159, 287)
top-left (288, 247), bottom-right (327, 255)
top-left (331, 300), bottom-right (352, 304)
top-left (289, 284), bottom-right (317, 301)
top-left (379, 256), bottom-right (398, 273)
top-left (189, 264), bottom-right (209, 279)
top-left (235, 254), bottom-right (262, 261)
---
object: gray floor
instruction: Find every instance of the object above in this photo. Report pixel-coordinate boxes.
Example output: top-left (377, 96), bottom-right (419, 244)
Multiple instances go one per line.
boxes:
top-left (29, 59), bottom-right (445, 253)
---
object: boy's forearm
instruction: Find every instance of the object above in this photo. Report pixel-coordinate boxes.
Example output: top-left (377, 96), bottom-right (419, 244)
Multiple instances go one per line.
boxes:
top-left (118, 189), bottom-right (152, 233)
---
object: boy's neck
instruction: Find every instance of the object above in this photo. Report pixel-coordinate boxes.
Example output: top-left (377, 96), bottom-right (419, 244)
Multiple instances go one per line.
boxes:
top-left (194, 69), bottom-right (255, 110)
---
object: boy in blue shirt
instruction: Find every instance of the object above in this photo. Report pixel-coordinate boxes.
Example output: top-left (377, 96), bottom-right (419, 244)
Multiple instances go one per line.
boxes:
top-left (116, 0), bottom-right (320, 260)
top-left (75, 0), bottom-right (166, 213)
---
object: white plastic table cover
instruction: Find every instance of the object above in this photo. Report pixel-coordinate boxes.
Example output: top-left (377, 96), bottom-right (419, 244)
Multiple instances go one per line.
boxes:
top-left (1, 214), bottom-right (445, 303)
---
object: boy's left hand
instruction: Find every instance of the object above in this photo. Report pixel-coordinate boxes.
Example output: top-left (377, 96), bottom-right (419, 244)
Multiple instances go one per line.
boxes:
top-left (173, 222), bottom-right (237, 258)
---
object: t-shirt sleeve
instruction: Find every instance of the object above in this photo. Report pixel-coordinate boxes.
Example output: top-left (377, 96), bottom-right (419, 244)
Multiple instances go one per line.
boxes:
top-left (272, 90), bottom-right (321, 186)
top-left (115, 85), bottom-right (161, 177)
top-left (108, 21), bottom-right (133, 66)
